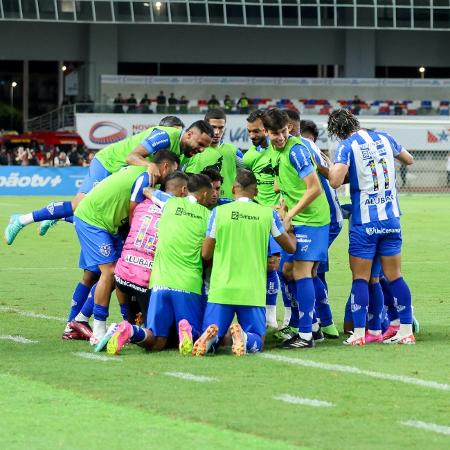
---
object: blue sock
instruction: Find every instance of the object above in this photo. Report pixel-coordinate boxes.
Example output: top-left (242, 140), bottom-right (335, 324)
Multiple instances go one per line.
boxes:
top-left (295, 277), bottom-right (315, 334)
top-left (266, 270), bottom-right (279, 306)
top-left (130, 325), bottom-right (146, 343)
top-left (246, 332), bottom-right (262, 353)
top-left (63, 216), bottom-right (74, 224)
top-left (318, 272), bottom-right (328, 291)
top-left (313, 276), bottom-right (333, 327)
top-left (380, 277), bottom-right (399, 322)
top-left (32, 201), bottom-right (73, 222)
top-left (287, 280), bottom-right (299, 328)
top-left (389, 277), bottom-right (413, 324)
top-left (368, 282), bottom-right (384, 331)
top-left (93, 304), bottom-right (109, 321)
top-left (67, 283), bottom-right (90, 322)
top-left (80, 283), bottom-right (97, 318)
top-left (381, 307), bottom-right (390, 333)
top-left (344, 295), bottom-right (352, 322)
top-left (120, 303), bottom-right (128, 320)
top-left (278, 272), bottom-right (291, 308)
top-left (351, 279), bottom-right (369, 328)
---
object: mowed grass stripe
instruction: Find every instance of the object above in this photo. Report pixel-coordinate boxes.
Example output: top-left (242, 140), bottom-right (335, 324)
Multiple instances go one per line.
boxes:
top-left (0, 373), bottom-right (304, 450)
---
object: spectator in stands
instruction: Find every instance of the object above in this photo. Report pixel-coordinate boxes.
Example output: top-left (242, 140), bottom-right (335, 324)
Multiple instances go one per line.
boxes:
top-left (127, 93), bottom-right (138, 113)
top-left (179, 95), bottom-right (189, 113)
top-left (207, 94), bottom-right (220, 110)
top-left (447, 152), bottom-right (450, 187)
top-left (0, 147), bottom-right (8, 165)
top-left (237, 92), bottom-right (250, 114)
top-left (84, 151), bottom-right (95, 167)
top-left (140, 93), bottom-right (151, 113)
top-left (224, 94), bottom-right (234, 113)
top-left (40, 151), bottom-right (53, 167)
top-left (27, 149), bottom-right (39, 166)
top-left (113, 93), bottom-right (125, 113)
top-left (156, 90), bottom-right (167, 113)
top-left (54, 151), bottom-right (71, 167)
top-left (394, 101), bottom-right (403, 116)
top-left (352, 95), bottom-right (361, 115)
top-left (168, 93), bottom-right (178, 113)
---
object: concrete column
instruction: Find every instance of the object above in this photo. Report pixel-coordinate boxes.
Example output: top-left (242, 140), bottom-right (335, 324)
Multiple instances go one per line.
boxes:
top-left (22, 60), bottom-right (29, 131)
top-left (344, 30), bottom-right (375, 78)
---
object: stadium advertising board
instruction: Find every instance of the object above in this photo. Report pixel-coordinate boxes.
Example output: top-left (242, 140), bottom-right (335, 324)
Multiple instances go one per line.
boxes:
top-left (0, 166), bottom-right (87, 196)
top-left (76, 113), bottom-right (450, 151)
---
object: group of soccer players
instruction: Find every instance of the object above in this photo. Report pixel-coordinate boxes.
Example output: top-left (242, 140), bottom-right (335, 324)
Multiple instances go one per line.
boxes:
top-left (4, 105), bottom-right (417, 356)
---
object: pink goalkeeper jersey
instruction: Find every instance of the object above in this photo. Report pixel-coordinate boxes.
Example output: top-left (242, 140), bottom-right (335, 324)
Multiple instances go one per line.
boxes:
top-left (115, 191), bottom-right (169, 289)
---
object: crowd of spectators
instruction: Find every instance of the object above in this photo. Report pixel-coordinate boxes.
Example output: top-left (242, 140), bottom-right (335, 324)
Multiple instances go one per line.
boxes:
top-left (0, 144), bottom-right (94, 166)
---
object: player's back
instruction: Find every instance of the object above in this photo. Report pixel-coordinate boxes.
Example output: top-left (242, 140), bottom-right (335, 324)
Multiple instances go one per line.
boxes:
top-left (336, 129), bottom-right (401, 225)
top-left (150, 196), bottom-right (210, 294)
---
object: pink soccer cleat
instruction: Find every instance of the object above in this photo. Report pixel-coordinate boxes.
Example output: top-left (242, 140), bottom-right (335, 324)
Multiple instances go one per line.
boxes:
top-left (178, 319), bottom-right (193, 356)
top-left (382, 325), bottom-right (400, 341)
top-left (107, 320), bottom-right (132, 355)
top-left (383, 333), bottom-right (416, 345)
top-left (365, 332), bottom-right (383, 344)
top-left (343, 335), bottom-right (365, 346)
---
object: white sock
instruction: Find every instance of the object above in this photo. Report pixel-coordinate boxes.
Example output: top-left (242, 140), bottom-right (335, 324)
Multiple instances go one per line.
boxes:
top-left (353, 327), bottom-right (365, 338)
top-left (19, 213), bottom-right (34, 225)
top-left (390, 319), bottom-right (400, 326)
top-left (368, 329), bottom-right (381, 336)
top-left (64, 323), bottom-right (71, 333)
top-left (312, 322), bottom-right (320, 332)
top-left (283, 307), bottom-right (291, 326)
top-left (266, 305), bottom-right (277, 324)
top-left (74, 312), bottom-right (90, 323)
top-left (299, 332), bottom-right (312, 340)
top-left (93, 319), bottom-right (107, 339)
top-left (399, 324), bottom-right (413, 336)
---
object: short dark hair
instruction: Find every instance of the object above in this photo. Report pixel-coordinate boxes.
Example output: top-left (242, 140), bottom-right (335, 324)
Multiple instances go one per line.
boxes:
top-left (201, 168), bottom-right (223, 184)
top-left (283, 109), bottom-right (300, 123)
top-left (327, 109), bottom-right (360, 140)
top-left (186, 120), bottom-right (215, 138)
top-left (161, 170), bottom-right (188, 192)
top-left (187, 173), bottom-right (213, 193)
top-left (159, 116), bottom-right (185, 128)
top-left (152, 149), bottom-right (180, 166)
top-left (235, 169), bottom-right (257, 190)
top-left (262, 108), bottom-right (289, 132)
top-left (300, 120), bottom-right (319, 141)
top-left (246, 109), bottom-right (265, 123)
top-left (204, 108), bottom-right (226, 122)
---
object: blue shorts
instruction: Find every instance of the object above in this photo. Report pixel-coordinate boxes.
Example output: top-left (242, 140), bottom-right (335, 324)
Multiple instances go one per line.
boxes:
top-left (280, 249), bottom-right (294, 267)
top-left (202, 302), bottom-right (266, 338)
top-left (293, 224), bottom-right (329, 262)
top-left (349, 218), bottom-right (402, 260)
top-left (268, 235), bottom-right (282, 256)
top-left (74, 217), bottom-right (123, 270)
top-left (146, 288), bottom-right (205, 338)
top-left (317, 221), bottom-right (343, 274)
top-left (78, 157), bottom-right (111, 194)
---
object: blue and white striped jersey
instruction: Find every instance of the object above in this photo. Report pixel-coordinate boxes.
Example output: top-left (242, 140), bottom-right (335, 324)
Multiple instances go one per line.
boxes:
top-left (302, 137), bottom-right (343, 227)
top-left (334, 129), bottom-right (403, 225)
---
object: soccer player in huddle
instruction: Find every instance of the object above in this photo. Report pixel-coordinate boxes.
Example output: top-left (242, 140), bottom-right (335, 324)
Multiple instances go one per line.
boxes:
top-left (70, 150), bottom-right (179, 342)
top-left (327, 109), bottom-right (415, 345)
top-left (107, 174), bottom-right (214, 355)
top-left (184, 108), bottom-right (243, 199)
top-left (264, 108), bottom-right (330, 349)
top-left (193, 170), bottom-right (296, 356)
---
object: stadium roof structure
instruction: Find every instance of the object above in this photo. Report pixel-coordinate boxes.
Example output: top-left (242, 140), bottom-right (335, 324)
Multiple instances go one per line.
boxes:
top-left (1, 0), bottom-right (450, 30)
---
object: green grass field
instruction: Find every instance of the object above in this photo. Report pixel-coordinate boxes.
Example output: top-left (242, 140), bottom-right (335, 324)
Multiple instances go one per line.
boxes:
top-left (0, 195), bottom-right (449, 450)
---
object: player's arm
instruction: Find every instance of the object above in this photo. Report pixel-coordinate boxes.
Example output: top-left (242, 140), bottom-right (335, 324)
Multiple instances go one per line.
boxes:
top-left (235, 148), bottom-right (245, 169)
top-left (271, 210), bottom-right (296, 254)
top-left (129, 173), bottom-right (149, 222)
top-left (396, 149), bottom-right (414, 165)
top-left (328, 141), bottom-right (351, 189)
top-left (202, 208), bottom-right (217, 260)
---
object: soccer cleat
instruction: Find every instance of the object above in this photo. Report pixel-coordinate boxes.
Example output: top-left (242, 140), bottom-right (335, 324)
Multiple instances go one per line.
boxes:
top-left (107, 320), bottom-right (132, 355)
top-left (365, 332), bottom-right (383, 344)
top-left (321, 324), bottom-right (340, 339)
top-left (192, 324), bottom-right (218, 356)
top-left (281, 334), bottom-right (315, 349)
top-left (274, 326), bottom-right (298, 341)
top-left (94, 322), bottom-right (118, 352)
top-left (69, 321), bottom-right (93, 340)
top-left (178, 319), bottom-right (193, 356)
top-left (312, 329), bottom-right (325, 343)
top-left (266, 321), bottom-right (279, 329)
top-left (38, 219), bottom-right (59, 236)
top-left (343, 335), bottom-right (365, 346)
top-left (4, 214), bottom-right (24, 245)
top-left (62, 330), bottom-right (86, 340)
top-left (382, 325), bottom-right (400, 341)
top-left (413, 316), bottom-right (420, 335)
top-left (229, 323), bottom-right (247, 356)
top-left (383, 333), bottom-right (416, 345)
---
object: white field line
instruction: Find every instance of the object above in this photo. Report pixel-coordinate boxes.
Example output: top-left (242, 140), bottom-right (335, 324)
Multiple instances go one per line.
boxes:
top-left (274, 394), bottom-right (334, 408)
top-left (73, 352), bottom-right (121, 362)
top-left (0, 335), bottom-right (38, 344)
top-left (261, 354), bottom-right (450, 392)
top-left (0, 306), bottom-right (65, 322)
top-left (401, 420), bottom-right (450, 436)
top-left (164, 372), bottom-right (218, 383)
